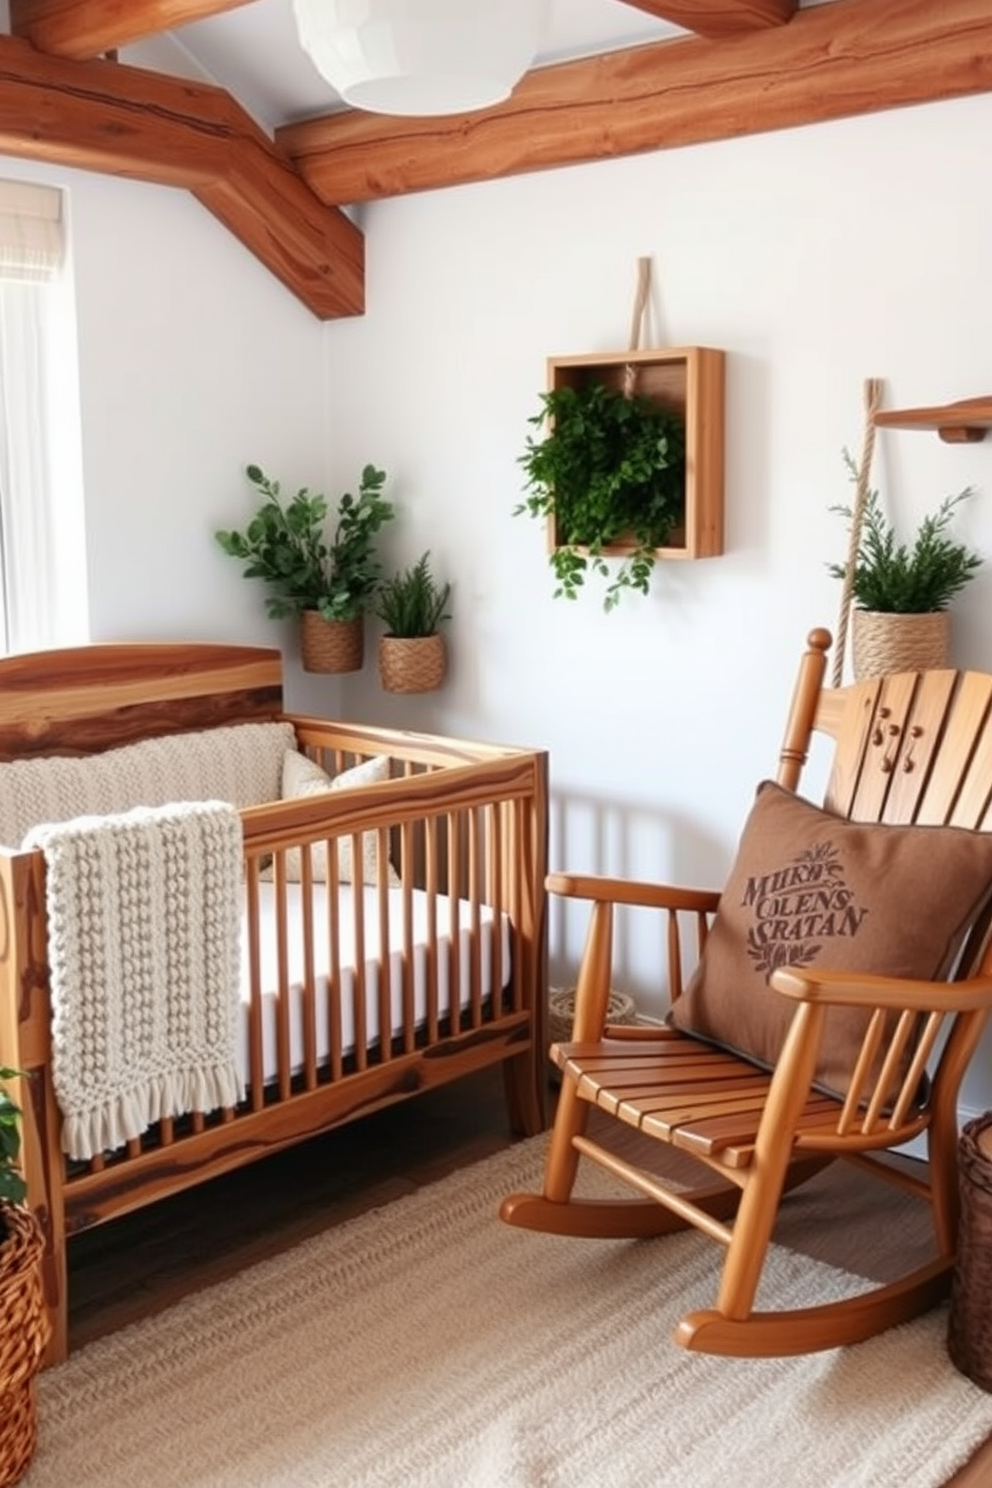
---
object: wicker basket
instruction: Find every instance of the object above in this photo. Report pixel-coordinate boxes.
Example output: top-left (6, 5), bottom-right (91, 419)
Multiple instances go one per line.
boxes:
top-left (377, 634), bottom-right (447, 694)
top-left (948, 1113), bottom-right (992, 1392)
top-left (300, 612), bottom-right (364, 674)
top-left (0, 1205), bottom-right (49, 1488)
top-left (851, 609), bottom-right (950, 681)
top-left (548, 985), bottom-right (638, 1047)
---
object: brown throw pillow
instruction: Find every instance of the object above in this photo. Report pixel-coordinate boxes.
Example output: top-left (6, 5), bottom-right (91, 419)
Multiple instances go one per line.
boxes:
top-left (667, 780), bottom-right (992, 1102)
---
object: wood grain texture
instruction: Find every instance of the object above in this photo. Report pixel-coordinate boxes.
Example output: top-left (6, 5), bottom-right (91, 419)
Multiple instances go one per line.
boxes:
top-left (278, 0), bottom-right (992, 205)
top-left (504, 640), bottom-right (992, 1356)
top-left (9, 0), bottom-right (255, 59)
top-left (0, 34), bottom-right (364, 319)
top-left (0, 642), bottom-right (283, 757)
top-left (618, 0), bottom-right (798, 34)
top-left (0, 642), bottom-right (549, 1365)
top-left (545, 346), bottom-right (725, 561)
top-left (874, 396), bottom-right (992, 442)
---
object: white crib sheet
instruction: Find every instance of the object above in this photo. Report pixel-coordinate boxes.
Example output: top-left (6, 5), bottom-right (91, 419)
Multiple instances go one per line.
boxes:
top-left (239, 883), bottom-right (511, 1084)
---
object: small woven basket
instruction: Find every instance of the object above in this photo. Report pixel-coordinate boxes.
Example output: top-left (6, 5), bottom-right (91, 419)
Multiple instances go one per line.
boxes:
top-left (851, 610), bottom-right (950, 681)
top-left (548, 985), bottom-right (638, 1047)
top-left (0, 1205), bottom-right (49, 1488)
top-left (378, 634), bottom-right (447, 694)
top-left (300, 612), bottom-right (364, 674)
top-left (947, 1113), bottom-right (992, 1391)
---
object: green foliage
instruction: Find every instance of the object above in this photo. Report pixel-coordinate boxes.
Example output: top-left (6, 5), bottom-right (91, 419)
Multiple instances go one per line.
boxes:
top-left (0, 1066), bottom-right (27, 1207)
top-left (514, 380), bottom-right (686, 612)
top-left (829, 450), bottom-right (983, 613)
top-left (375, 551), bottom-right (452, 637)
top-left (215, 463), bottom-right (395, 623)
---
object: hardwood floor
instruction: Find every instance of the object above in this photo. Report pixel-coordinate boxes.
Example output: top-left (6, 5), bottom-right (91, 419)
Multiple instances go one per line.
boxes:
top-left (65, 1068), bottom-right (992, 1486)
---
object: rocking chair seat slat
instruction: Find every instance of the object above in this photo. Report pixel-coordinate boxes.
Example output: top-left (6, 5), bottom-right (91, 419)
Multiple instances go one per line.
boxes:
top-left (558, 1035), bottom-right (843, 1165)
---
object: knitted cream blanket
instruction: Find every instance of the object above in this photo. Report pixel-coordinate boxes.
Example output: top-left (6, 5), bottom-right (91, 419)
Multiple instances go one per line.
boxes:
top-left (25, 800), bottom-right (245, 1162)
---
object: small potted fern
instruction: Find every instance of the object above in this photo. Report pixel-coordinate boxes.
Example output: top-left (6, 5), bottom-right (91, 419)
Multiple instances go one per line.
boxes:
top-left (1, 1066), bottom-right (48, 1486)
top-left (830, 451), bottom-right (983, 678)
top-left (374, 552), bottom-right (452, 694)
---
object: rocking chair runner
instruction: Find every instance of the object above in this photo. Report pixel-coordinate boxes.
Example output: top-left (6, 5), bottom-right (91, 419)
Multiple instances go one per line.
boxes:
top-left (501, 627), bottom-right (992, 1357)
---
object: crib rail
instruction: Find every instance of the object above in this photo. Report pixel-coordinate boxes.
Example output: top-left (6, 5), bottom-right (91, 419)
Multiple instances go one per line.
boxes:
top-left (0, 716), bottom-right (548, 1365)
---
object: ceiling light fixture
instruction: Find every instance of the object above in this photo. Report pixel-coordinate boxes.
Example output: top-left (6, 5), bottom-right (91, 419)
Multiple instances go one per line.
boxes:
top-left (291, 0), bottom-right (552, 118)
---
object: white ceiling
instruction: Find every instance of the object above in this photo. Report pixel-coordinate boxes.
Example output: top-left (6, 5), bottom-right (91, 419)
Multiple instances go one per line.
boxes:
top-left (130, 1), bottom-right (688, 133)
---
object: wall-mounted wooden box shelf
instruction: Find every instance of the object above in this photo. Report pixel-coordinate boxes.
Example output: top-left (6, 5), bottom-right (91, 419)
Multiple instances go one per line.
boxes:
top-left (873, 396), bottom-right (992, 444)
top-left (546, 345), bottom-right (726, 558)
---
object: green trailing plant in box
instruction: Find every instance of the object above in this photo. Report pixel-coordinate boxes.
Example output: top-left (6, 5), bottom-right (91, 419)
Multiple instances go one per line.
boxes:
top-left (215, 462), bottom-right (395, 623)
top-left (515, 380), bottom-right (686, 611)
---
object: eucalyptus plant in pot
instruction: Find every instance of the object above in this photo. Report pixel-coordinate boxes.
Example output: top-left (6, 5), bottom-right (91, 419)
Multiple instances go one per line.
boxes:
top-left (0, 1067), bottom-right (48, 1488)
top-left (514, 379), bottom-right (686, 612)
top-left (374, 551), bottom-right (452, 694)
top-left (829, 450), bottom-right (983, 679)
top-left (215, 463), bottom-right (395, 673)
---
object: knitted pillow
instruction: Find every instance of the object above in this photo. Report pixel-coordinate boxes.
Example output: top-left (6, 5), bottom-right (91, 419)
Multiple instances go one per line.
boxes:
top-left (261, 750), bottom-right (401, 887)
top-left (1, 720), bottom-right (297, 849)
top-left (667, 781), bottom-right (992, 1102)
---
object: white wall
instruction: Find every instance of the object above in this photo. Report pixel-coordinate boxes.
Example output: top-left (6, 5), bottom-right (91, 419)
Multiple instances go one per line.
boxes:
top-left (0, 156), bottom-right (346, 715)
top-left (4, 89), bottom-right (992, 1115)
top-left (321, 94), bottom-right (992, 1118)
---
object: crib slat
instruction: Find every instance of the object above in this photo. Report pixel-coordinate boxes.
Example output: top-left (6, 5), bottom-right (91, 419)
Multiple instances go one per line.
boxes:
top-left (244, 858), bottom-right (266, 1109)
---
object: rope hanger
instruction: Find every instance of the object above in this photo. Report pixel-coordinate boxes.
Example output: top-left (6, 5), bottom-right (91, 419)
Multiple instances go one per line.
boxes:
top-left (831, 376), bottom-right (883, 688)
top-left (623, 256), bottom-right (652, 398)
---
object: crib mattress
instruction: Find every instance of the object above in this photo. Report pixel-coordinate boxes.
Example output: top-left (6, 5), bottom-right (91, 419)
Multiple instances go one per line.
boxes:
top-left (240, 883), bottom-right (510, 1085)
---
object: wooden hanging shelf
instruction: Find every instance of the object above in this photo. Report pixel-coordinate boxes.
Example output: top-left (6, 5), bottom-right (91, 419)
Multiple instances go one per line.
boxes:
top-left (873, 397), bottom-right (992, 444)
top-left (545, 346), bottom-right (726, 559)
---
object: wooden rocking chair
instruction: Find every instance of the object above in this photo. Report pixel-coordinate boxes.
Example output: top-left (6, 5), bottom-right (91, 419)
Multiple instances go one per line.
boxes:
top-left (501, 628), bottom-right (992, 1356)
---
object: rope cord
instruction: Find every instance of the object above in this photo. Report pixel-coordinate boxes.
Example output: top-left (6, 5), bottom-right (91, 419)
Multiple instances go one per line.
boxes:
top-left (831, 377), bottom-right (883, 687)
top-left (622, 256), bottom-right (651, 398)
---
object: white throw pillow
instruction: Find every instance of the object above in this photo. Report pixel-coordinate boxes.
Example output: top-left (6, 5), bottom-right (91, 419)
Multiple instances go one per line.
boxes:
top-left (262, 750), bottom-right (401, 886)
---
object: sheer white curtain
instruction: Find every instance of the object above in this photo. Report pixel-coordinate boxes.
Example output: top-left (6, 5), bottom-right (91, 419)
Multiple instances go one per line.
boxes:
top-left (0, 178), bottom-right (88, 652)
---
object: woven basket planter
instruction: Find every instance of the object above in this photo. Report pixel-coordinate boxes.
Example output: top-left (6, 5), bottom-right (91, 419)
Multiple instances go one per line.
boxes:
top-left (851, 609), bottom-right (950, 681)
top-left (0, 1205), bottom-right (49, 1488)
top-left (300, 612), bottom-right (364, 674)
top-left (948, 1113), bottom-right (992, 1392)
top-left (378, 634), bottom-right (447, 694)
top-left (548, 986), bottom-right (638, 1048)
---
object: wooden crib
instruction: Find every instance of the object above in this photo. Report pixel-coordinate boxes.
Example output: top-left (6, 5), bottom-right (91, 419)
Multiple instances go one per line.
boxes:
top-left (0, 641), bottom-right (549, 1364)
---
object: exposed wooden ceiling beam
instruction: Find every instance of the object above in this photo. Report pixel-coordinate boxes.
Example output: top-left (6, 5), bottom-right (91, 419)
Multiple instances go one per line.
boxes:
top-left (277, 0), bottom-right (992, 207)
top-left (9, 0), bottom-right (799, 60)
top-left (8, 0), bottom-right (255, 60)
top-left (0, 34), bottom-right (364, 318)
top-left (614, 0), bottom-right (798, 37)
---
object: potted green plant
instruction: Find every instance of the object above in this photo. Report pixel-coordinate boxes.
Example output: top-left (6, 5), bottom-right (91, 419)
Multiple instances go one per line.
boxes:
top-left (215, 463), bottom-right (395, 673)
top-left (0, 1066), bottom-right (48, 1487)
top-left (829, 449), bottom-right (983, 678)
top-left (514, 380), bottom-right (686, 612)
top-left (374, 551), bottom-right (452, 694)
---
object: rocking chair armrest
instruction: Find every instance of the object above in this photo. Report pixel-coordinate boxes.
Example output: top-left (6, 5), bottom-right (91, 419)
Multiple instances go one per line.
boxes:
top-left (771, 966), bottom-right (992, 1013)
top-left (546, 872), bottom-right (721, 914)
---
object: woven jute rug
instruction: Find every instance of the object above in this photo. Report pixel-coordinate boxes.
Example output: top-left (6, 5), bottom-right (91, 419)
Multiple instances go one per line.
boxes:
top-left (25, 1137), bottom-right (992, 1488)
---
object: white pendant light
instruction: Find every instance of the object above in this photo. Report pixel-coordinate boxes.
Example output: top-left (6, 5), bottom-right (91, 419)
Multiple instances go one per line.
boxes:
top-left (292, 0), bottom-right (552, 117)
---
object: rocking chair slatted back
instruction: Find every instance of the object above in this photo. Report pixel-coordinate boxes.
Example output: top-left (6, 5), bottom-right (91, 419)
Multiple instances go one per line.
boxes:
top-left (502, 627), bottom-right (992, 1357)
top-left (815, 667), bottom-right (992, 829)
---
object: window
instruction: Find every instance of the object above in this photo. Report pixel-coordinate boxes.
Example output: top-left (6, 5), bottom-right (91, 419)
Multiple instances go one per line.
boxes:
top-left (0, 178), bottom-right (87, 652)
